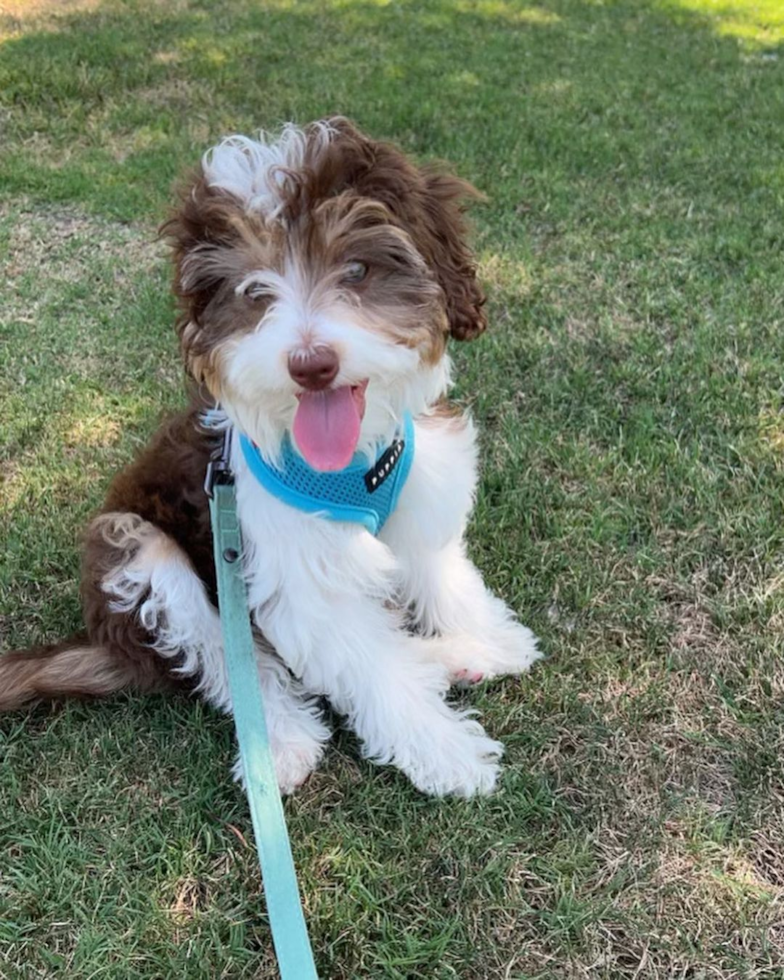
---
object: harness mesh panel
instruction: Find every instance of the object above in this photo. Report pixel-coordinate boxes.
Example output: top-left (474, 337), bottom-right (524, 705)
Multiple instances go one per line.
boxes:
top-left (239, 416), bottom-right (414, 535)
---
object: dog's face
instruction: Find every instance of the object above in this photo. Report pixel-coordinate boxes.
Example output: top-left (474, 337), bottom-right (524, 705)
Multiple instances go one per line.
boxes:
top-left (165, 118), bottom-right (485, 469)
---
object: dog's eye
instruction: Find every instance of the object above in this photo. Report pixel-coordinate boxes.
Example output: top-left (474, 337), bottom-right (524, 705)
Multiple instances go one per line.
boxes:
top-left (243, 283), bottom-right (272, 303)
top-left (342, 261), bottom-right (368, 284)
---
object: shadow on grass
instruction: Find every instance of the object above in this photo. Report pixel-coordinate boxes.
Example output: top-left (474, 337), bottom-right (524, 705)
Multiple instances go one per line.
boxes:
top-left (0, 0), bottom-right (781, 221)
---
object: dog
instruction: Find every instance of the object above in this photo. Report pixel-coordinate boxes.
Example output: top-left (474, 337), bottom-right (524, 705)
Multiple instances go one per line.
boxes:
top-left (0, 118), bottom-right (540, 797)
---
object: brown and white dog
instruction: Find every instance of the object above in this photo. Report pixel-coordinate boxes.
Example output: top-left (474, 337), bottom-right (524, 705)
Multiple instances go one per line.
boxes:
top-left (0, 118), bottom-right (540, 797)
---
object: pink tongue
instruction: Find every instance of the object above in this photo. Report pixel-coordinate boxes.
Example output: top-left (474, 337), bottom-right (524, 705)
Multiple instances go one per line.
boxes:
top-left (292, 386), bottom-right (361, 471)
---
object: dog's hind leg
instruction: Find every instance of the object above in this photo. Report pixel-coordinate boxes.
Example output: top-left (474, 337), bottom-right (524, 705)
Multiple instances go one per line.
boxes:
top-left (83, 512), bottom-right (331, 793)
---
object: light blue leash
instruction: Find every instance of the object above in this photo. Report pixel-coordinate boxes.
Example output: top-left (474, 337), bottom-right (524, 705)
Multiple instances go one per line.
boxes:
top-left (206, 432), bottom-right (319, 979)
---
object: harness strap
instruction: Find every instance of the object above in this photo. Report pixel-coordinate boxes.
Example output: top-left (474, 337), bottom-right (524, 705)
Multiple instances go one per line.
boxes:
top-left (209, 478), bottom-right (318, 980)
top-left (238, 412), bottom-right (415, 536)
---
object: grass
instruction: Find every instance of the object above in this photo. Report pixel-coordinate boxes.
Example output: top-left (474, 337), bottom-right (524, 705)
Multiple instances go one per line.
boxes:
top-left (1, 0), bottom-right (784, 976)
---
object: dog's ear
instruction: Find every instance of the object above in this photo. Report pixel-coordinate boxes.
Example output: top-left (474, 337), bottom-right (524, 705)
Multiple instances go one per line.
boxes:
top-left (324, 119), bottom-right (487, 342)
top-left (417, 168), bottom-right (487, 342)
top-left (160, 170), bottom-right (247, 380)
top-left (161, 169), bottom-right (232, 329)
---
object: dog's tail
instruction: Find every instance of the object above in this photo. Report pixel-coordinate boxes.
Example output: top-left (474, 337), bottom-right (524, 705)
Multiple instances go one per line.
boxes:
top-left (0, 634), bottom-right (150, 711)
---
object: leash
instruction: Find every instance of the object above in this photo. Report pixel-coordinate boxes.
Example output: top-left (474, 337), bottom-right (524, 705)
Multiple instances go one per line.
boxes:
top-left (206, 429), bottom-right (319, 980)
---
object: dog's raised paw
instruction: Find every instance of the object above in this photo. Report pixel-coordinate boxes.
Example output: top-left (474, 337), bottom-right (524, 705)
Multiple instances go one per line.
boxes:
top-left (437, 626), bottom-right (541, 685)
top-left (453, 667), bottom-right (485, 686)
top-left (482, 622), bottom-right (543, 678)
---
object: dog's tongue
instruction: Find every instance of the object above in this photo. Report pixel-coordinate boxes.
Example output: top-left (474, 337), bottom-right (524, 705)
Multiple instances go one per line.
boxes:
top-left (292, 386), bottom-right (361, 471)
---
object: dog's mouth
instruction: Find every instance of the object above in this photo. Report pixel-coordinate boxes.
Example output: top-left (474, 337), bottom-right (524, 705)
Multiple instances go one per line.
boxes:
top-left (292, 380), bottom-right (368, 472)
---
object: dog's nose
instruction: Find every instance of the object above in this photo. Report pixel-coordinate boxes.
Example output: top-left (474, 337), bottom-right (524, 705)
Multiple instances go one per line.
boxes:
top-left (288, 347), bottom-right (340, 391)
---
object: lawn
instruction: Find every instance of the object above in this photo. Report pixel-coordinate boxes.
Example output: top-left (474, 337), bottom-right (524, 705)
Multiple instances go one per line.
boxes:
top-left (1, 0), bottom-right (784, 976)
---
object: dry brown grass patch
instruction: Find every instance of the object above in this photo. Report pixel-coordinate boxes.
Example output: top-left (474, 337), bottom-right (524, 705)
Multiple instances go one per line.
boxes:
top-left (0, 200), bottom-right (159, 322)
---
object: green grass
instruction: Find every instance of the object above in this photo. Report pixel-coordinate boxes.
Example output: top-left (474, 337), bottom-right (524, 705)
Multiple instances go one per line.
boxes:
top-left (1, 0), bottom-right (784, 976)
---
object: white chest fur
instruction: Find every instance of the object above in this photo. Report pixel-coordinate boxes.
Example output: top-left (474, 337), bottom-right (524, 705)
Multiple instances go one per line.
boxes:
top-left (231, 413), bottom-right (479, 655)
top-left (229, 412), bottom-right (539, 798)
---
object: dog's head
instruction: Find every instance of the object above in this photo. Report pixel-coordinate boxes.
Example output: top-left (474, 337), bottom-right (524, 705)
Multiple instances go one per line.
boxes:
top-left (164, 117), bottom-right (485, 469)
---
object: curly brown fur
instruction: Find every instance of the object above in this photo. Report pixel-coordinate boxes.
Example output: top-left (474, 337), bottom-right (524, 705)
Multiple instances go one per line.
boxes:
top-left (162, 117), bottom-right (486, 391)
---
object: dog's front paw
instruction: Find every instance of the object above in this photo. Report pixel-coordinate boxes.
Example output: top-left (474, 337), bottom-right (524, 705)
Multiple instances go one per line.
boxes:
top-left (478, 620), bottom-right (542, 680)
top-left (232, 737), bottom-right (324, 796)
top-left (453, 625), bottom-right (543, 684)
top-left (273, 737), bottom-right (326, 794)
top-left (405, 719), bottom-right (503, 798)
top-left (431, 626), bottom-right (542, 685)
top-left (453, 667), bottom-right (487, 686)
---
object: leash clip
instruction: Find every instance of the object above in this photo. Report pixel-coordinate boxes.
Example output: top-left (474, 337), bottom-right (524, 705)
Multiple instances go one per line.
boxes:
top-left (204, 427), bottom-right (234, 499)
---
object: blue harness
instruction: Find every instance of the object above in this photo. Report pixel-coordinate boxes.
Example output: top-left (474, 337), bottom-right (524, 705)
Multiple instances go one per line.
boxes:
top-left (239, 413), bottom-right (415, 535)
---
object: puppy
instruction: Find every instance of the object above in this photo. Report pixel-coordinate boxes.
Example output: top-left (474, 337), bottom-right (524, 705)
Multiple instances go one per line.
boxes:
top-left (0, 118), bottom-right (540, 797)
